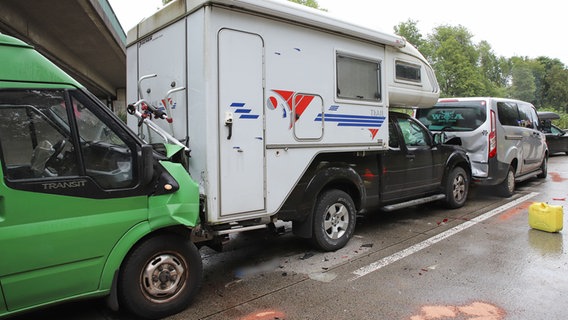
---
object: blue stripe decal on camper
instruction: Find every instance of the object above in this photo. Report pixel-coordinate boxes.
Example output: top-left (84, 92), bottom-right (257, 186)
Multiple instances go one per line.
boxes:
top-left (314, 113), bottom-right (385, 128)
top-left (229, 102), bottom-right (259, 119)
top-left (240, 114), bottom-right (260, 119)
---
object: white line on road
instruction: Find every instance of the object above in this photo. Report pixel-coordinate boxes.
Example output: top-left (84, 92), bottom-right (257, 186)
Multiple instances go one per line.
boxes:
top-left (349, 192), bottom-right (539, 281)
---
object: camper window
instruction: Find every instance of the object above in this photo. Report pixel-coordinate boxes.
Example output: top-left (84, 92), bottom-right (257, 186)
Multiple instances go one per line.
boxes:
top-left (336, 53), bottom-right (380, 102)
top-left (395, 61), bottom-right (421, 83)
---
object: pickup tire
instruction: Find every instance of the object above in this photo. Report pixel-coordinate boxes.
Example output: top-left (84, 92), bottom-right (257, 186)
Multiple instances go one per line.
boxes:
top-left (312, 189), bottom-right (356, 252)
top-left (118, 234), bottom-right (202, 319)
top-left (444, 166), bottom-right (469, 208)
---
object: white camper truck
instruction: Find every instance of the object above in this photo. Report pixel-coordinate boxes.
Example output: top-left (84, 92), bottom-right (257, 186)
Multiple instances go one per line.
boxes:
top-left (126, 0), bottom-right (451, 253)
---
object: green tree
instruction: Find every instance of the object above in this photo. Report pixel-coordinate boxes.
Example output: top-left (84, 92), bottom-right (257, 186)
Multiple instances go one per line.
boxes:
top-left (509, 59), bottom-right (536, 103)
top-left (426, 25), bottom-right (484, 97)
top-left (477, 40), bottom-right (507, 97)
top-left (534, 57), bottom-right (568, 111)
top-left (288, 0), bottom-right (326, 11)
top-left (543, 64), bottom-right (568, 112)
top-left (394, 19), bottom-right (425, 51)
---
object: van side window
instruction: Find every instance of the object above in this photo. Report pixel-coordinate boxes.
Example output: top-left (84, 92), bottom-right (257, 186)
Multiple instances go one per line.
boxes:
top-left (336, 53), bottom-right (381, 102)
top-left (70, 94), bottom-right (134, 189)
top-left (497, 102), bottom-right (519, 126)
top-left (518, 104), bottom-right (538, 129)
top-left (0, 90), bottom-right (79, 180)
top-left (0, 89), bottom-right (135, 190)
top-left (395, 61), bottom-right (421, 83)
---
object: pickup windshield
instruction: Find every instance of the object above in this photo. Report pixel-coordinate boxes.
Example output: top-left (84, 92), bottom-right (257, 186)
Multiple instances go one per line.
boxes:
top-left (416, 100), bottom-right (487, 132)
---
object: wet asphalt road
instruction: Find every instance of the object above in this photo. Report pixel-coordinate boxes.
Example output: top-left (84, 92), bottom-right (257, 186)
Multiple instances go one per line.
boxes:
top-left (12, 155), bottom-right (568, 320)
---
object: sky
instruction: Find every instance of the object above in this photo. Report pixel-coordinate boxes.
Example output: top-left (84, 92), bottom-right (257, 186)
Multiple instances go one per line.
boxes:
top-left (109, 0), bottom-right (568, 65)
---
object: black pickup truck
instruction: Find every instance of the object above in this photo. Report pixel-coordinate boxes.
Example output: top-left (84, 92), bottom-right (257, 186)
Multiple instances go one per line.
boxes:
top-left (280, 111), bottom-right (472, 251)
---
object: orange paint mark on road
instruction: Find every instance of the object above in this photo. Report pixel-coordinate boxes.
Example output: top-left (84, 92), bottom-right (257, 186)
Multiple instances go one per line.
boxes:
top-left (410, 301), bottom-right (505, 320)
top-left (240, 310), bottom-right (286, 320)
top-left (498, 201), bottom-right (531, 221)
top-left (549, 172), bottom-right (567, 182)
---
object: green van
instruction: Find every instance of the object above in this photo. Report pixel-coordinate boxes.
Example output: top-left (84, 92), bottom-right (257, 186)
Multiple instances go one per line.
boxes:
top-left (0, 34), bottom-right (202, 319)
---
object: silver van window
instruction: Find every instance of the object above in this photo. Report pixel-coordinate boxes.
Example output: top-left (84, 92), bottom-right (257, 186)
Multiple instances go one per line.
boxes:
top-left (518, 104), bottom-right (538, 129)
top-left (496, 102), bottom-right (519, 126)
top-left (415, 100), bottom-right (486, 131)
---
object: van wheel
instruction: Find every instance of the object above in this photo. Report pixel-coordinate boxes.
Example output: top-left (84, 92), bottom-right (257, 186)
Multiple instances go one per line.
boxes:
top-left (444, 166), bottom-right (468, 208)
top-left (537, 157), bottom-right (547, 178)
top-left (118, 234), bottom-right (202, 319)
top-left (312, 190), bottom-right (356, 252)
top-left (497, 166), bottom-right (515, 198)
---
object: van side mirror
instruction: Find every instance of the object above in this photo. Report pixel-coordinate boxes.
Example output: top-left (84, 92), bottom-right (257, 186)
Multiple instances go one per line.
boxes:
top-left (141, 144), bottom-right (155, 185)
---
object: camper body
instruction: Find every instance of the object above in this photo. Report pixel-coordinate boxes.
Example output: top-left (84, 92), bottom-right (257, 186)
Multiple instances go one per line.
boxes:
top-left (127, 0), bottom-right (446, 245)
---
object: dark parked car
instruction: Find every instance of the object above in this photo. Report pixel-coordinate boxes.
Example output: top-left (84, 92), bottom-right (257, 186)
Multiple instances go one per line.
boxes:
top-left (538, 111), bottom-right (568, 155)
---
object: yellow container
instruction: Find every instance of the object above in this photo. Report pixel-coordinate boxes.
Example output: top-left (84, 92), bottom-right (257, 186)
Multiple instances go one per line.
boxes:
top-left (529, 202), bottom-right (563, 233)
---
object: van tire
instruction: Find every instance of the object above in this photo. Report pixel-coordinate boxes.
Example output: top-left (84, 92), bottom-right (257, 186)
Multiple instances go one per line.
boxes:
top-left (311, 190), bottom-right (356, 252)
top-left (537, 157), bottom-right (547, 179)
top-left (497, 166), bottom-right (515, 198)
top-left (444, 166), bottom-right (468, 208)
top-left (118, 234), bottom-right (202, 319)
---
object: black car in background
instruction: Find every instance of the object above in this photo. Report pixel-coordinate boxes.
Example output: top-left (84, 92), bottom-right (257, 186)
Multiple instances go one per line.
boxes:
top-left (539, 111), bottom-right (568, 155)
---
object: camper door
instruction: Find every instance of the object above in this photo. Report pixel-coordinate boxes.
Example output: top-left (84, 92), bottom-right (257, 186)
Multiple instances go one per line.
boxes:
top-left (218, 29), bottom-right (265, 216)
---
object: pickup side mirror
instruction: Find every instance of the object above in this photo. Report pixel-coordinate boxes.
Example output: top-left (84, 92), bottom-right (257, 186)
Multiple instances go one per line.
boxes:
top-left (432, 132), bottom-right (446, 145)
top-left (433, 132), bottom-right (462, 146)
top-left (141, 144), bottom-right (155, 185)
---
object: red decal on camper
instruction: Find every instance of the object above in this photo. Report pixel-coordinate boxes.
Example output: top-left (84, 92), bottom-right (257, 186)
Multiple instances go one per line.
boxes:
top-left (267, 96), bottom-right (278, 110)
top-left (294, 94), bottom-right (314, 119)
top-left (369, 128), bottom-right (379, 139)
top-left (270, 90), bottom-right (316, 128)
top-left (272, 90), bottom-right (294, 111)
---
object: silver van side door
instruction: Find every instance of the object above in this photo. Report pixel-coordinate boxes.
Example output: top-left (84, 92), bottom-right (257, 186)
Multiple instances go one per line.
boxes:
top-left (518, 103), bottom-right (546, 172)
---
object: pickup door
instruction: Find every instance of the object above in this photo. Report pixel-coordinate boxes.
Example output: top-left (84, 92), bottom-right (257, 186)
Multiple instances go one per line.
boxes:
top-left (380, 113), bottom-right (446, 203)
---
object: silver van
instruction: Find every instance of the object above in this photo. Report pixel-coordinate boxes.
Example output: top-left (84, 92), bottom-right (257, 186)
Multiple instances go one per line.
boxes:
top-left (415, 97), bottom-right (548, 197)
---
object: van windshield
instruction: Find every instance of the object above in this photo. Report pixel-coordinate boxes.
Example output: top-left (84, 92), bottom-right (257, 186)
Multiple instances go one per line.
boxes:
top-left (415, 100), bottom-right (487, 132)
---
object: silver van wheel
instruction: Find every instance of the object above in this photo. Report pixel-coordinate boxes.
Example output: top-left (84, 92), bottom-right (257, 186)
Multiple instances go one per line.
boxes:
top-left (537, 157), bottom-right (547, 179)
top-left (497, 166), bottom-right (515, 198)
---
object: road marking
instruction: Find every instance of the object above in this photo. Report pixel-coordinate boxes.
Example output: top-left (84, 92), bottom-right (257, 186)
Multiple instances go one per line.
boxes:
top-left (349, 192), bottom-right (539, 281)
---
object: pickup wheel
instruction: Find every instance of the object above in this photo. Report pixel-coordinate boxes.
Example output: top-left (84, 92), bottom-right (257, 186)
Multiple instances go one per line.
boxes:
top-left (496, 166), bottom-right (515, 198)
top-left (118, 234), bottom-right (202, 319)
top-left (312, 190), bottom-right (356, 252)
top-left (444, 166), bottom-right (469, 208)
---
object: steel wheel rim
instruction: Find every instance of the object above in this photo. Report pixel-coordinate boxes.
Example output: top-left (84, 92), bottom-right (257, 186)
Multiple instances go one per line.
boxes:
top-left (323, 202), bottom-right (349, 240)
top-left (141, 253), bottom-right (187, 303)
